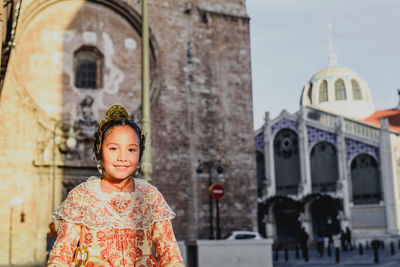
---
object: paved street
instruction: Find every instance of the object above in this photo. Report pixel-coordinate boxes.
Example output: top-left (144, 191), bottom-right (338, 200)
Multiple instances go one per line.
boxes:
top-left (274, 247), bottom-right (400, 267)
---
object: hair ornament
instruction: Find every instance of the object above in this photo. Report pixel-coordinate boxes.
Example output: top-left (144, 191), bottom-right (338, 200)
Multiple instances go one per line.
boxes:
top-left (97, 105), bottom-right (130, 132)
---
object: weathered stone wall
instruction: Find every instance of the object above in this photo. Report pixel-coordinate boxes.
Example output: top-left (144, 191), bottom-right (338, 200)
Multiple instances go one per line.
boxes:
top-left (0, 0), bottom-right (256, 264)
top-left (0, 2), bottom-right (3, 63)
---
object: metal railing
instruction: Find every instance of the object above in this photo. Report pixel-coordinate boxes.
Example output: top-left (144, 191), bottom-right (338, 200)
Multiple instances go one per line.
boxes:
top-left (305, 106), bottom-right (380, 141)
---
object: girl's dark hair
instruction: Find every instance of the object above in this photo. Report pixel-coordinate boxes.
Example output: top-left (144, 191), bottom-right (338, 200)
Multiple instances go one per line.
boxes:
top-left (93, 119), bottom-right (145, 162)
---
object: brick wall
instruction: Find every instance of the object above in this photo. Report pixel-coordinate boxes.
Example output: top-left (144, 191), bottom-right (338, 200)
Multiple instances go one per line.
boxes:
top-left (0, 0), bottom-right (257, 263)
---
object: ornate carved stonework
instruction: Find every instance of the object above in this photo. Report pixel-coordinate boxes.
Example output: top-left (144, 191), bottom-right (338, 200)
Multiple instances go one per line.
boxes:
top-left (71, 95), bottom-right (98, 164)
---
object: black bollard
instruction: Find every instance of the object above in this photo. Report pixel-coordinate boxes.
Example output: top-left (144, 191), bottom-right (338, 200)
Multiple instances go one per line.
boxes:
top-left (398, 240), bottom-right (400, 250)
top-left (359, 243), bottom-right (363, 255)
top-left (391, 242), bottom-right (395, 255)
top-left (304, 247), bottom-right (309, 262)
top-left (327, 243), bottom-right (331, 257)
top-left (335, 247), bottom-right (340, 263)
top-left (274, 248), bottom-right (279, 261)
top-left (373, 246), bottom-right (379, 263)
top-left (295, 245), bottom-right (299, 259)
top-left (284, 248), bottom-right (288, 261)
top-left (366, 241), bottom-right (370, 250)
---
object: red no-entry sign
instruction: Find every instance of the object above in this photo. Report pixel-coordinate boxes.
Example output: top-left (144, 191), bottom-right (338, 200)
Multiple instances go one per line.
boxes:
top-left (210, 183), bottom-right (225, 200)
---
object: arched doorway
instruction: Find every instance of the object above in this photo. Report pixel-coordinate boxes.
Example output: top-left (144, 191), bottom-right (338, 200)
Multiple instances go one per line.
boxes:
top-left (273, 198), bottom-right (302, 244)
top-left (309, 195), bottom-right (341, 238)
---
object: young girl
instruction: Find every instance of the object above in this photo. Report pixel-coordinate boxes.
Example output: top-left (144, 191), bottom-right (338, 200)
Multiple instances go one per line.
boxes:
top-left (47, 105), bottom-right (184, 266)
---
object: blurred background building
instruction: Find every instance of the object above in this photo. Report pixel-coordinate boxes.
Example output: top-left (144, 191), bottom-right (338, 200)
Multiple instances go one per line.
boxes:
top-left (0, 0), bottom-right (257, 264)
top-left (256, 52), bottom-right (400, 246)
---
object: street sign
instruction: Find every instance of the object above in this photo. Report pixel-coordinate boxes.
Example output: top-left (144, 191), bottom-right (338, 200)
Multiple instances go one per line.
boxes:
top-left (210, 183), bottom-right (225, 200)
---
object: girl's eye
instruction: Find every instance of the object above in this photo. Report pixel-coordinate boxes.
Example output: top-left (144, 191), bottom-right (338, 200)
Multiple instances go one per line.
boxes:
top-left (109, 147), bottom-right (117, 151)
top-left (129, 148), bottom-right (136, 152)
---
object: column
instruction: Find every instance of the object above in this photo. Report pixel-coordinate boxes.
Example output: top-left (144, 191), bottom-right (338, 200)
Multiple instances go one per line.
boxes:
top-left (264, 112), bottom-right (276, 196)
top-left (141, 0), bottom-right (152, 181)
top-left (298, 106), bottom-right (311, 195)
top-left (380, 118), bottom-right (399, 234)
top-left (336, 116), bottom-right (351, 225)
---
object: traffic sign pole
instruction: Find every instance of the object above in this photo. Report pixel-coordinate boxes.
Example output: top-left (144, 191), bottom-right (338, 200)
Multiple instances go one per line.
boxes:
top-left (216, 199), bottom-right (221, 239)
top-left (210, 184), bottom-right (225, 239)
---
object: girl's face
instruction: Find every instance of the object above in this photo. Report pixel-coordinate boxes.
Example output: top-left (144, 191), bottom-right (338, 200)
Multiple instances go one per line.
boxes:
top-left (101, 125), bottom-right (140, 181)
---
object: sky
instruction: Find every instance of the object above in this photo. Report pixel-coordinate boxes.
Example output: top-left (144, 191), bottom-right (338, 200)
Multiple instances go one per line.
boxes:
top-left (247, 0), bottom-right (400, 130)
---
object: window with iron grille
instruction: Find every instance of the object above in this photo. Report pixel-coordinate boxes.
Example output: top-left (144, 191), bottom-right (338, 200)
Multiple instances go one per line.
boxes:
top-left (74, 46), bottom-right (103, 89)
top-left (351, 154), bottom-right (381, 205)
top-left (310, 141), bottom-right (339, 192)
top-left (273, 129), bottom-right (301, 195)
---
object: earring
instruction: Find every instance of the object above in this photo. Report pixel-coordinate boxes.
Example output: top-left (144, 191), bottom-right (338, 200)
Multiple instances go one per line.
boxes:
top-left (97, 162), bottom-right (104, 175)
top-left (133, 165), bottom-right (140, 177)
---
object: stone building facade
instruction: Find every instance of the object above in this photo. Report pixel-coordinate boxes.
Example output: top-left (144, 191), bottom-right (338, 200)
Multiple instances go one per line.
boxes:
top-left (256, 64), bottom-right (400, 246)
top-left (0, 0), bottom-right (257, 264)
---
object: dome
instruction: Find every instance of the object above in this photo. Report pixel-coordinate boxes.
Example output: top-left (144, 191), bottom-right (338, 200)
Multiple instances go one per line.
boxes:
top-left (300, 66), bottom-right (375, 119)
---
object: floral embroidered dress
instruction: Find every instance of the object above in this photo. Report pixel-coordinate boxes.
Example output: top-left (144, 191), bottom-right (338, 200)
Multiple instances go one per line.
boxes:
top-left (47, 176), bottom-right (184, 267)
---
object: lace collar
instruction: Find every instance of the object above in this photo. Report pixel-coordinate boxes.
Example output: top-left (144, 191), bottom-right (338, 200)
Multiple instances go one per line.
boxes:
top-left (53, 176), bottom-right (175, 230)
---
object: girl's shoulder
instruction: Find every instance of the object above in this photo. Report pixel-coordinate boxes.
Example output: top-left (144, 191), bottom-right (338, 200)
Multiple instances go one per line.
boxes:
top-left (67, 176), bottom-right (100, 196)
top-left (52, 177), bottom-right (100, 223)
top-left (133, 178), bottom-right (165, 199)
top-left (133, 178), bottom-right (158, 191)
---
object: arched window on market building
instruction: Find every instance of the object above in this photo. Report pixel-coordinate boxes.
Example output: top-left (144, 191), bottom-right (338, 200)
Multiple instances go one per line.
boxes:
top-left (273, 129), bottom-right (301, 195)
top-left (335, 78), bottom-right (346, 100)
top-left (310, 141), bottom-right (339, 192)
top-left (319, 80), bottom-right (328, 103)
top-left (351, 79), bottom-right (363, 100)
top-left (351, 153), bottom-right (381, 205)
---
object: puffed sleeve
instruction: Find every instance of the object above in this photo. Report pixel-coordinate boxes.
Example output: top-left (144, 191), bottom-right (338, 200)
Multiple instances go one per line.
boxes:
top-left (47, 220), bottom-right (81, 266)
top-left (152, 220), bottom-right (185, 267)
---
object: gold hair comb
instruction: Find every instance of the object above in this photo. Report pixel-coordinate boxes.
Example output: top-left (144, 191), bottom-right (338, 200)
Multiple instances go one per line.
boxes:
top-left (97, 105), bottom-right (129, 130)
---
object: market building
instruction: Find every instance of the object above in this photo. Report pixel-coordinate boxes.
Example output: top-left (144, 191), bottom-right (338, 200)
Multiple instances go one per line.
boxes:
top-left (256, 57), bottom-right (400, 246)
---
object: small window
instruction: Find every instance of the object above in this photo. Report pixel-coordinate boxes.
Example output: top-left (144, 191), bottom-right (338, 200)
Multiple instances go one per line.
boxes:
top-left (307, 83), bottom-right (313, 104)
top-left (319, 80), bottom-right (328, 103)
top-left (335, 79), bottom-right (346, 100)
top-left (74, 46), bottom-right (104, 89)
top-left (351, 79), bottom-right (362, 100)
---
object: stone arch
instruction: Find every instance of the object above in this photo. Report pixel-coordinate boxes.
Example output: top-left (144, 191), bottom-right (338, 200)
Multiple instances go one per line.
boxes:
top-left (14, 0), bottom-right (162, 112)
top-left (265, 196), bottom-right (302, 244)
top-left (305, 194), bottom-right (341, 238)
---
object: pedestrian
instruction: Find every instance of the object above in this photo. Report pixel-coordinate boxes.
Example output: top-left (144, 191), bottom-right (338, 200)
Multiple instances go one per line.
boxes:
top-left (298, 227), bottom-right (309, 260)
top-left (47, 105), bottom-right (184, 266)
top-left (345, 226), bottom-right (352, 250)
top-left (315, 230), bottom-right (324, 257)
top-left (340, 229), bottom-right (347, 251)
top-left (46, 222), bottom-right (57, 262)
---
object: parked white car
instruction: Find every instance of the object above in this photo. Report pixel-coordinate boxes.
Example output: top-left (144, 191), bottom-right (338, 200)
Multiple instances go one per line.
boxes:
top-left (225, 231), bottom-right (264, 240)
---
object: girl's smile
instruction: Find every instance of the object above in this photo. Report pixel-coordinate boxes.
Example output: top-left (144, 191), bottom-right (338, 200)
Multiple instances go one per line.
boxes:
top-left (101, 125), bottom-right (140, 183)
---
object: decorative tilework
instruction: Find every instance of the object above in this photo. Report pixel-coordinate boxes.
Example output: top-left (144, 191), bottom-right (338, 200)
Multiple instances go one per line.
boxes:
top-left (271, 118), bottom-right (298, 135)
top-left (255, 132), bottom-right (264, 153)
top-left (346, 138), bottom-right (379, 162)
top-left (307, 126), bottom-right (336, 148)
